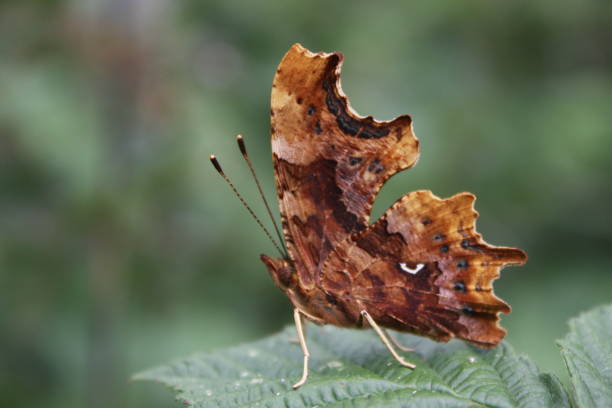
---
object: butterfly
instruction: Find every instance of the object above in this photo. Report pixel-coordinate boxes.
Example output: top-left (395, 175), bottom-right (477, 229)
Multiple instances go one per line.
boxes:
top-left (211, 43), bottom-right (527, 389)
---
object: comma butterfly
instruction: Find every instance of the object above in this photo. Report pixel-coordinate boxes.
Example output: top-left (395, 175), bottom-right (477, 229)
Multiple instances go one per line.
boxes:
top-left (212, 44), bottom-right (527, 388)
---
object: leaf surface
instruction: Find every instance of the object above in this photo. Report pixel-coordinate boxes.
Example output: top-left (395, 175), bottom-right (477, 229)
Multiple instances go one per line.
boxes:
top-left (558, 303), bottom-right (612, 408)
top-left (134, 325), bottom-right (569, 408)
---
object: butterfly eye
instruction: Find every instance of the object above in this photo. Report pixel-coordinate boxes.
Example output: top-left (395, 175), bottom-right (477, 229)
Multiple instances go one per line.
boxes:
top-left (307, 104), bottom-right (316, 115)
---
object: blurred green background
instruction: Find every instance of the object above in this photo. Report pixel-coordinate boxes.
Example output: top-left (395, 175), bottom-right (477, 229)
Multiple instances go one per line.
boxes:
top-left (1, 1), bottom-right (610, 407)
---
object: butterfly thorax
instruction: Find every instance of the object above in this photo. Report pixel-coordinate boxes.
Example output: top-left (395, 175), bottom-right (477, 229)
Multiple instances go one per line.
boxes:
top-left (261, 254), bottom-right (364, 328)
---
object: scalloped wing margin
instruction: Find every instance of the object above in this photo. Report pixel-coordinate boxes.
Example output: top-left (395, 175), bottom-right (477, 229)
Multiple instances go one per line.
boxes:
top-left (322, 190), bottom-right (527, 347)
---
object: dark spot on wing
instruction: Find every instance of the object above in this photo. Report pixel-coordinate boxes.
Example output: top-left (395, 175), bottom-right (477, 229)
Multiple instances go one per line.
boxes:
top-left (395, 128), bottom-right (404, 141)
top-left (453, 281), bottom-right (466, 293)
top-left (335, 111), bottom-right (360, 135)
top-left (325, 293), bottom-right (338, 305)
top-left (322, 77), bottom-right (390, 139)
top-left (461, 238), bottom-right (482, 251)
top-left (462, 306), bottom-right (474, 315)
top-left (367, 159), bottom-right (384, 174)
top-left (363, 269), bottom-right (385, 287)
top-left (359, 125), bottom-right (390, 139)
top-left (348, 157), bottom-right (362, 166)
top-left (323, 79), bottom-right (341, 115)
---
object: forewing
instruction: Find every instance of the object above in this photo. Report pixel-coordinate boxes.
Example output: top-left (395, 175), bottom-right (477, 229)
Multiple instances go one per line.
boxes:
top-left (271, 44), bottom-right (419, 285)
top-left (321, 190), bottom-right (527, 347)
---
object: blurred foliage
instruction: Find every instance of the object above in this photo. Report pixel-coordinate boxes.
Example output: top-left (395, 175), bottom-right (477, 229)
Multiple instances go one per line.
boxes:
top-left (0, 1), bottom-right (610, 407)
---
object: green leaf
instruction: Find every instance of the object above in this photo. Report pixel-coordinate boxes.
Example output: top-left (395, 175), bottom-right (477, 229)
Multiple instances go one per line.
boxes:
top-left (558, 304), bottom-right (612, 408)
top-left (134, 325), bottom-right (569, 408)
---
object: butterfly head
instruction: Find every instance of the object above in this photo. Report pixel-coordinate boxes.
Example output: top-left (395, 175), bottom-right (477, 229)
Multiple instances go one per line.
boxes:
top-left (260, 254), bottom-right (296, 291)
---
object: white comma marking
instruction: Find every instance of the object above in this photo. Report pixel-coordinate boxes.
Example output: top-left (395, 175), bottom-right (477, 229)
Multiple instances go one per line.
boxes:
top-left (399, 262), bottom-right (425, 275)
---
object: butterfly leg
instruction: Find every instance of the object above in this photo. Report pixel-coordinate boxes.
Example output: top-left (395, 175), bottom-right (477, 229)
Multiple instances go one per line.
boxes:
top-left (292, 308), bottom-right (310, 389)
top-left (288, 327), bottom-right (303, 344)
top-left (361, 310), bottom-right (416, 369)
top-left (384, 329), bottom-right (415, 352)
top-left (289, 311), bottom-right (324, 343)
top-left (288, 325), bottom-right (305, 344)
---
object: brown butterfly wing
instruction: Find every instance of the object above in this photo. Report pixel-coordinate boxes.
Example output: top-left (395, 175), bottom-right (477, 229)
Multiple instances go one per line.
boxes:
top-left (271, 44), bottom-right (419, 287)
top-left (321, 190), bottom-right (527, 347)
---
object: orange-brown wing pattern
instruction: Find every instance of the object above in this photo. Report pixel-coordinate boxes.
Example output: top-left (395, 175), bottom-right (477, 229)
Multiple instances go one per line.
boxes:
top-left (321, 190), bottom-right (527, 347)
top-left (271, 44), bottom-right (419, 286)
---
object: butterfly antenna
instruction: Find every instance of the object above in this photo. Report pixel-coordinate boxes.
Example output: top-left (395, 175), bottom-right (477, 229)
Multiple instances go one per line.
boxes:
top-left (210, 154), bottom-right (286, 258)
top-left (236, 135), bottom-right (288, 256)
